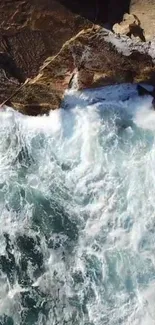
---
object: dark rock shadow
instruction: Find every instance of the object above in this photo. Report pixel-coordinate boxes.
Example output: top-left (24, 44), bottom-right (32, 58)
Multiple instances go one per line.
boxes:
top-left (0, 52), bottom-right (25, 84)
top-left (58, 0), bottom-right (131, 26)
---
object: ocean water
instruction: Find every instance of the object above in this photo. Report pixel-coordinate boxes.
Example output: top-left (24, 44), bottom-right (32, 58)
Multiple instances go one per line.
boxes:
top-left (0, 84), bottom-right (155, 325)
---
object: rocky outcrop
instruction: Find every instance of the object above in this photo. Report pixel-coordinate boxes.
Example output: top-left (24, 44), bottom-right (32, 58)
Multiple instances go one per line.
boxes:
top-left (113, 13), bottom-right (146, 42)
top-left (6, 26), bottom-right (155, 114)
top-left (0, 0), bottom-right (92, 77)
top-left (130, 0), bottom-right (155, 41)
top-left (113, 1), bottom-right (155, 42)
top-left (1, 0), bottom-right (155, 115)
top-left (0, 0), bottom-right (92, 105)
top-left (0, 0), bottom-right (132, 97)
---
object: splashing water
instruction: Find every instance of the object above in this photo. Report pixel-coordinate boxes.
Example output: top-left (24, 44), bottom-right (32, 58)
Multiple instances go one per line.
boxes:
top-left (0, 84), bottom-right (155, 325)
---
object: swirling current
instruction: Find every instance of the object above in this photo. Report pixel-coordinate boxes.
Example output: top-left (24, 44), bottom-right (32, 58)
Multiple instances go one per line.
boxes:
top-left (0, 84), bottom-right (155, 325)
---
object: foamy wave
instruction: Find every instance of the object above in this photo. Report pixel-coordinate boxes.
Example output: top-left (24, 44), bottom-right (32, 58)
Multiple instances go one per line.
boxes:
top-left (0, 84), bottom-right (155, 325)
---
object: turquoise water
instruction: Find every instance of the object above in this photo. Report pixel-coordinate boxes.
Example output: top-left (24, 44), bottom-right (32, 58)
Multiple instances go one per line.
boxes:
top-left (0, 84), bottom-right (155, 325)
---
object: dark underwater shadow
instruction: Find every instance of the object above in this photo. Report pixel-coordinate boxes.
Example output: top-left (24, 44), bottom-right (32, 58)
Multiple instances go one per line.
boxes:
top-left (63, 83), bottom-right (140, 110)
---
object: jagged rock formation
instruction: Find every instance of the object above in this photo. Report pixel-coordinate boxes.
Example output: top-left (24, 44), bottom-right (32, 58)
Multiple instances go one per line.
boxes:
top-left (130, 0), bottom-right (155, 41)
top-left (8, 26), bottom-right (155, 114)
top-left (0, 0), bottom-right (92, 77)
top-left (0, 0), bottom-right (92, 104)
top-left (113, 0), bottom-right (155, 42)
top-left (1, 0), bottom-right (155, 115)
top-left (113, 13), bottom-right (146, 42)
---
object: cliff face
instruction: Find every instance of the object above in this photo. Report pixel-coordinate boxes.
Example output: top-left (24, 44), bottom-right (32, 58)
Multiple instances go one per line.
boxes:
top-left (113, 1), bottom-right (155, 41)
top-left (1, 0), bottom-right (155, 115)
top-left (0, 0), bottom-right (92, 104)
top-left (9, 27), bottom-right (155, 115)
top-left (0, 0), bottom-right (91, 78)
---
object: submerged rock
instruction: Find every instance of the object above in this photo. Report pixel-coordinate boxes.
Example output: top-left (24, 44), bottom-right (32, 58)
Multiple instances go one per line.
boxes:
top-left (137, 84), bottom-right (155, 109)
top-left (137, 85), bottom-right (153, 97)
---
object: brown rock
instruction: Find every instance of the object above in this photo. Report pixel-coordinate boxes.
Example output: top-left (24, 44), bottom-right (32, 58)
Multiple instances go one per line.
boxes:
top-left (112, 1), bottom-right (155, 42)
top-left (1, 0), bottom-right (155, 115)
top-left (130, 0), bottom-right (155, 41)
top-left (8, 26), bottom-right (155, 115)
top-left (113, 13), bottom-right (146, 42)
top-left (0, 0), bottom-right (92, 106)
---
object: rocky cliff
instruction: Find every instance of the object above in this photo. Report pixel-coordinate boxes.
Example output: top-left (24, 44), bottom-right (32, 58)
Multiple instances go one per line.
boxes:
top-left (0, 0), bottom-right (92, 106)
top-left (1, 0), bottom-right (155, 115)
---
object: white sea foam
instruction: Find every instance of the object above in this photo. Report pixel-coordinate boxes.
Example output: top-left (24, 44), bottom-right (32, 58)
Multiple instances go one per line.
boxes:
top-left (0, 84), bottom-right (155, 325)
